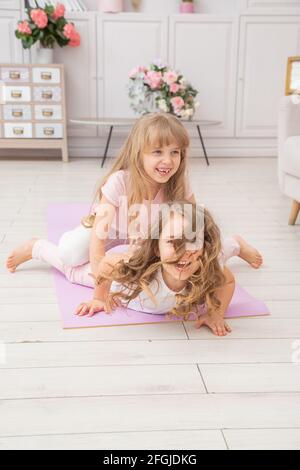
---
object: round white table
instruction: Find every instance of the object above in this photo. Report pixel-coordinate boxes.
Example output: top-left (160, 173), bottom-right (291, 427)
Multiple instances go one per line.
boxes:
top-left (70, 117), bottom-right (221, 167)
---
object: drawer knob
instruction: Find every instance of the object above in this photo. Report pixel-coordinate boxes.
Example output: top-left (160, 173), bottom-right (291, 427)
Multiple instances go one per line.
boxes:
top-left (43, 127), bottom-right (54, 136)
top-left (41, 72), bottom-right (52, 80)
top-left (42, 90), bottom-right (53, 99)
top-left (12, 109), bottom-right (23, 117)
top-left (42, 109), bottom-right (53, 117)
top-left (13, 127), bottom-right (24, 135)
top-left (11, 90), bottom-right (22, 98)
top-left (9, 71), bottom-right (21, 80)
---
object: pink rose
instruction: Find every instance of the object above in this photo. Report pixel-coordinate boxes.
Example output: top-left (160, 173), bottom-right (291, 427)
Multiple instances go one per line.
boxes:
top-left (52, 3), bottom-right (65, 20)
top-left (171, 96), bottom-right (185, 111)
top-left (30, 9), bottom-right (48, 29)
top-left (129, 66), bottom-right (147, 78)
top-left (68, 31), bottom-right (81, 47)
top-left (163, 70), bottom-right (178, 85)
top-left (144, 70), bottom-right (163, 90)
top-left (63, 23), bottom-right (81, 46)
top-left (170, 83), bottom-right (180, 94)
top-left (129, 67), bottom-right (139, 78)
top-left (17, 20), bottom-right (31, 35)
top-left (63, 23), bottom-right (75, 39)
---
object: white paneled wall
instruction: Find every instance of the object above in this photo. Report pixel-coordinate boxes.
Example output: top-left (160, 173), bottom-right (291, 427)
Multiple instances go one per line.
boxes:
top-left (1, 0), bottom-right (300, 157)
top-left (0, 0), bottom-right (20, 9)
top-left (246, 0), bottom-right (300, 7)
top-left (97, 14), bottom-right (168, 118)
top-left (169, 15), bottom-right (238, 137)
top-left (0, 10), bottom-right (22, 63)
top-left (236, 16), bottom-right (300, 137)
top-left (54, 13), bottom-right (98, 138)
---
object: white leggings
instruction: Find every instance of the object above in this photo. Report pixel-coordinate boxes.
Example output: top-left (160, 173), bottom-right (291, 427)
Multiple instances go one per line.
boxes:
top-left (58, 225), bottom-right (128, 266)
top-left (58, 224), bottom-right (240, 268)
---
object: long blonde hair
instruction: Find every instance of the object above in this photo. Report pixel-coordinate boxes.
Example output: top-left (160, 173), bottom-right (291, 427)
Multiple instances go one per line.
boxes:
top-left (97, 201), bottom-right (226, 320)
top-left (96, 112), bottom-right (190, 207)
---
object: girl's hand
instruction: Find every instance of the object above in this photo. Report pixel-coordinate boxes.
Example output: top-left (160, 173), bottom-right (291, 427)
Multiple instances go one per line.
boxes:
top-left (75, 299), bottom-right (108, 317)
top-left (194, 313), bottom-right (232, 336)
top-left (75, 297), bottom-right (122, 317)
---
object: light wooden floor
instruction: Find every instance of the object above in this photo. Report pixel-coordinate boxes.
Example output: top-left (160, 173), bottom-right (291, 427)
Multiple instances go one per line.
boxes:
top-left (0, 157), bottom-right (300, 450)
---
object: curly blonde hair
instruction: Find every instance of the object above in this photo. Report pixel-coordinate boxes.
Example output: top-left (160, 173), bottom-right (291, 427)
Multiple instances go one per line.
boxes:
top-left (96, 201), bottom-right (226, 320)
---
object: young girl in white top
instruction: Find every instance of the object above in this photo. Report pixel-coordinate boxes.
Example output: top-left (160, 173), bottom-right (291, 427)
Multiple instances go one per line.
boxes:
top-left (6, 112), bottom-right (262, 308)
top-left (77, 201), bottom-right (235, 337)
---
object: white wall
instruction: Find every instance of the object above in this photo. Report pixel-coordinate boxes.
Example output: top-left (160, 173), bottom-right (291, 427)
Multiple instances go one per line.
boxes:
top-left (1, 0), bottom-right (300, 158)
top-left (89, 0), bottom-right (242, 14)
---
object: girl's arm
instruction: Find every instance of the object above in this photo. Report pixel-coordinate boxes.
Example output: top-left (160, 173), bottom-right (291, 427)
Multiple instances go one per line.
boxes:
top-left (89, 195), bottom-right (117, 301)
top-left (76, 251), bottom-right (131, 317)
top-left (213, 266), bottom-right (235, 317)
top-left (194, 267), bottom-right (235, 336)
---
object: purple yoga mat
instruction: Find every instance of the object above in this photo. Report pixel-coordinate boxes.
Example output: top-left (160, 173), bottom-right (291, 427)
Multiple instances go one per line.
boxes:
top-left (48, 204), bottom-right (270, 329)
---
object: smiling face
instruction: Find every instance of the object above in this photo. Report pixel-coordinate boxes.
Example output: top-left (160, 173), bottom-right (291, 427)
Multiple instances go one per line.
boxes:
top-left (142, 142), bottom-right (182, 187)
top-left (158, 211), bottom-right (203, 287)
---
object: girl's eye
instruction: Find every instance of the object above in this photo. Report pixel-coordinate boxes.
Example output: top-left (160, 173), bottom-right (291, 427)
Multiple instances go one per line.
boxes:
top-left (152, 150), bottom-right (180, 155)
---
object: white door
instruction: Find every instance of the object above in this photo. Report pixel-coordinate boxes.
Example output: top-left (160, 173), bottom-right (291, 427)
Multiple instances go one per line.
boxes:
top-left (0, 10), bottom-right (23, 63)
top-left (246, 0), bottom-right (300, 7)
top-left (54, 13), bottom-right (97, 137)
top-left (0, 0), bottom-right (20, 9)
top-left (236, 16), bottom-right (300, 137)
top-left (169, 15), bottom-right (238, 137)
top-left (97, 14), bottom-right (168, 118)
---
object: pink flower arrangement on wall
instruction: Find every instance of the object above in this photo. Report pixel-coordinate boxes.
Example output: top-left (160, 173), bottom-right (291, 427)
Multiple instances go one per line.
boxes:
top-left (128, 59), bottom-right (199, 119)
top-left (15, 2), bottom-right (81, 49)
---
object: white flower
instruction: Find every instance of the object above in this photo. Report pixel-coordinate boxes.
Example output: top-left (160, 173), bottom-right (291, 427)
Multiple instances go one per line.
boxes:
top-left (158, 99), bottom-right (168, 112)
top-left (180, 108), bottom-right (194, 119)
top-left (152, 58), bottom-right (167, 69)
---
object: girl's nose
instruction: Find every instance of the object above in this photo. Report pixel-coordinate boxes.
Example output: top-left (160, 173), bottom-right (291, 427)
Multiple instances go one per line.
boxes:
top-left (161, 153), bottom-right (172, 164)
top-left (182, 249), bottom-right (196, 260)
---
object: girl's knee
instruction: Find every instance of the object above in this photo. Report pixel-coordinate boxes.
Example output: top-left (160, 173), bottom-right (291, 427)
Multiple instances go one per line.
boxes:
top-left (58, 226), bottom-right (90, 266)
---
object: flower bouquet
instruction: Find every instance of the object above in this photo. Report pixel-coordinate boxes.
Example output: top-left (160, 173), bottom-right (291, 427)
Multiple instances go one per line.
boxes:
top-left (15, 2), bottom-right (80, 50)
top-left (128, 59), bottom-right (199, 120)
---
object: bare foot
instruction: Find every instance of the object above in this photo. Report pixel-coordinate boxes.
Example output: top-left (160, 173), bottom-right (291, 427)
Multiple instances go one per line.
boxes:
top-left (234, 235), bottom-right (263, 269)
top-left (6, 237), bottom-right (38, 273)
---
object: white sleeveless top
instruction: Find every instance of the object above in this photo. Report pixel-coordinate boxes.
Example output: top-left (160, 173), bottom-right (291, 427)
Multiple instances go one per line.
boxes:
top-left (110, 266), bottom-right (186, 314)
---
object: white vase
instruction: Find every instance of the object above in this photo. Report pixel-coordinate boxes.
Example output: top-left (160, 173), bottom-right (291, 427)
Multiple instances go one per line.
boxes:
top-left (100, 0), bottom-right (123, 13)
top-left (36, 45), bottom-right (54, 64)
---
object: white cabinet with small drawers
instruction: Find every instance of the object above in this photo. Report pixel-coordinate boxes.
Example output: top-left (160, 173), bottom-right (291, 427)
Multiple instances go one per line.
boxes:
top-left (4, 122), bottom-right (32, 138)
top-left (34, 105), bottom-right (62, 120)
top-left (3, 104), bottom-right (31, 120)
top-left (35, 123), bottom-right (63, 139)
top-left (4, 85), bottom-right (31, 102)
top-left (0, 63), bottom-right (68, 161)
top-left (32, 67), bottom-right (61, 84)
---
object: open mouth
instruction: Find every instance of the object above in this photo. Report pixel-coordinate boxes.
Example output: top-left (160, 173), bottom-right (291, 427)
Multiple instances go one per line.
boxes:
top-left (156, 168), bottom-right (172, 176)
top-left (175, 260), bottom-right (192, 272)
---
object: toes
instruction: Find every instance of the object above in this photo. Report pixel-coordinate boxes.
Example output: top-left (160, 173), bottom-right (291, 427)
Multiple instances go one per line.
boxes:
top-left (251, 255), bottom-right (263, 269)
top-left (6, 257), bottom-right (16, 272)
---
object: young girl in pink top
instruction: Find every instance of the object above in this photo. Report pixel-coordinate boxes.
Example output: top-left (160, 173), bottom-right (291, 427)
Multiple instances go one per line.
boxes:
top-left (6, 112), bottom-right (262, 309)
